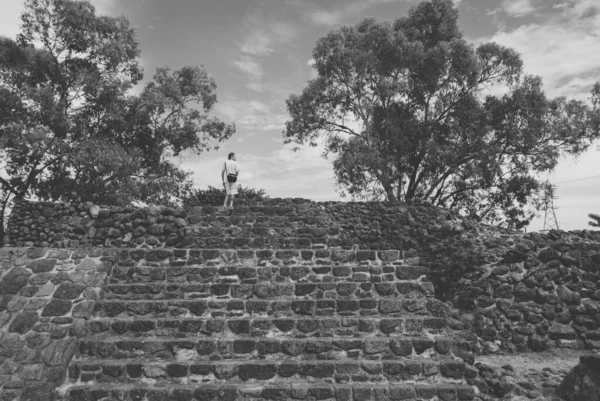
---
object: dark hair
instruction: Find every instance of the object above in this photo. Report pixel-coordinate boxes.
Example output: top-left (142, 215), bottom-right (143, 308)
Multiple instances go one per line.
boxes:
top-left (228, 152), bottom-right (235, 160)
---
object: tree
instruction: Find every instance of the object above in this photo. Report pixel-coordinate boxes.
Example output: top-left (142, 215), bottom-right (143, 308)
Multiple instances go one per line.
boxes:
top-left (589, 213), bottom-right (600, 228)
top-left (0, 0), bottom-right (234, 210)
top-left (284, 0), bottom-right (600, 229)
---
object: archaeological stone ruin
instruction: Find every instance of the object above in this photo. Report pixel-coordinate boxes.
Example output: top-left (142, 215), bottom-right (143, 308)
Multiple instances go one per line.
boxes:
top-left (0, 198), bottom-right (599, 400)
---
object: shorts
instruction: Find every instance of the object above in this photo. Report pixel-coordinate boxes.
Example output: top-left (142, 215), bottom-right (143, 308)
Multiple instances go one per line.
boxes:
top-left (224, 182), bottom-right (238, 195)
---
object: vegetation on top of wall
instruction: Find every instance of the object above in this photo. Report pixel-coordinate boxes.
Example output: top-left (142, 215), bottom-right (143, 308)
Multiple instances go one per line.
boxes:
top-left (184, 186), bottom-right (269, 206)
top-left (589, 213), bottom-right (600, 228)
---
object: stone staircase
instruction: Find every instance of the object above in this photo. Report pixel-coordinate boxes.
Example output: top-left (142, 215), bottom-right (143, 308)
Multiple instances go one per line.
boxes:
top-left (63, 206), bottom-right (478, 400)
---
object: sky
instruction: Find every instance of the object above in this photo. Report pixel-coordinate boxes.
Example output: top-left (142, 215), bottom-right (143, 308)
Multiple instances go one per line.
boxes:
top-left (1, 0), bottom-right (600, 231)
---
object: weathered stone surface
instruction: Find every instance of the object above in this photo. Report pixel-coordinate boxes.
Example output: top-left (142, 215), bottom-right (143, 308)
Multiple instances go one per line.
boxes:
top-left (4, 198), bottom-right (600, 401)
top-left (41, 337), bottom-right (77, 366)
top-left (559, 354), bottom-right (600, 401)
top-left (76, 259), bottom-right (98, 271)
top-left (8, 312), bottom-right (38, 334)
top-left (21, 382), bottom-right (56, 401)
top-left (18, 364), bottom-right (46, 380)
top-left (549, 323), bottom-right (577, 340)
top-left (28, 259), bottom-right (56, 273)
top-left (53, 283), bottom-right (86, 299)
top-left (0, 268), bottom-right (31, 294)
top-left (41, 299), bottom-right (72, 316)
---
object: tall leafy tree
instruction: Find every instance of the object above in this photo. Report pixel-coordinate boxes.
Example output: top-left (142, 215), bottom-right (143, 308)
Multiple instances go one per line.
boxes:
top-left (284, 0), bottom-right (600, 229)
top-left (0, 0), bottom-right (234, 211)
top-left (589, 213), bottom-right (600, 228)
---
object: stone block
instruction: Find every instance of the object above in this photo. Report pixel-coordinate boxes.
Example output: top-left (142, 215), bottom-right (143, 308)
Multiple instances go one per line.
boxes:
top-left (8, 312), bottom-right (38, 334)
top-left (0, 268), bottom-right (31, 295)
top-left (41, 299), bottom-right (72, 316)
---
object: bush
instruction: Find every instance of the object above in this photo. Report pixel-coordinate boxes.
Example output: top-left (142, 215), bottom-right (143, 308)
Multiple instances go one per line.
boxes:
top-left (184, 185), bottom-right (268, 206)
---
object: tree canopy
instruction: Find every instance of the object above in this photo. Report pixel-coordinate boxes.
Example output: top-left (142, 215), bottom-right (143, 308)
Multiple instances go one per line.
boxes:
top-left (284, 0), bottom-right (600, 229)
top-left (589, 213), bottom-right (600, 228)
top-left (0, 0), bottom-right (234, 208)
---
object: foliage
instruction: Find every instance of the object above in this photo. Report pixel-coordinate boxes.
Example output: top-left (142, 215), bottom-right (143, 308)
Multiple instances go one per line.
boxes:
top-left (0, 0), bottom-right (234, 210)
top-left (284, 0), bottom-right (600, 229)
top-left (185, 186), bottom-right (268, 206)
top-left (589, 213), bottom-right (600, 228)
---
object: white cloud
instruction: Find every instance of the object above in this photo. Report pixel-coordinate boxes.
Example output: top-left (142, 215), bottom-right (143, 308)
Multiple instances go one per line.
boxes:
top-left (240, 30), bottom-right (274, 56)
top-left (303, 0), bottom-right (403, 26)
top-left (310, 11), bottom-right (342, 26)
top-left (245, 82), bottom-right (265, 93)
top-left (501, 0), bottom-right (537, 17)
top-left (216, 99), bottom-right (269, 119)
top-left (215, 99), bottom-right (288, 132)
top-left (238, 15), bottom-right (297, 57)
top-left (233, 11), bottom-right (298, 92)
top-left (231, 56), bottom-right (265, 92)
top-left (485, 2), bottom-right (600, 99)
top-left (232, 57), bottom-right (264, 81)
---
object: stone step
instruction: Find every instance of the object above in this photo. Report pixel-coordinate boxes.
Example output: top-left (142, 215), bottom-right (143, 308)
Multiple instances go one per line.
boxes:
top-left (95, 298), bottom-right (442, 318)
top-left (190, 212), bottom-right (336, 224)
top-left (191, 236), bottom-right (344, 249)
top-left (77, 336), bottom-right (474, 362)
top-left (67, 358), bottom-right (472, 384)
top-left (185, 225), bottom-right (341, 237)
top-left (109, 264), bottom-right (428, 284)
top-left (114, 248), bottom-right (409, 267)
top-left (88, 316), bottom-right (459, 338)
top-left (186, 204), bottom-right (330, 216)
top-left (102, 281), bottom-right (434, 300)
top-left (65, 382), bottom-right (476, 401)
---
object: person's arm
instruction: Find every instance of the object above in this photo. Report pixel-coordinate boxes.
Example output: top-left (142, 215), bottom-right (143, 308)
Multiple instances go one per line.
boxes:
top-left (222, 162), bottom-right (226, 186)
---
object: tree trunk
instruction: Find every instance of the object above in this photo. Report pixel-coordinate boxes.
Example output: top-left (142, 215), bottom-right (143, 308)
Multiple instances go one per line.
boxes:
top-left (0, 192), bottom-right (10, 246)
top-left (382, 180), bottom-right (397, 202)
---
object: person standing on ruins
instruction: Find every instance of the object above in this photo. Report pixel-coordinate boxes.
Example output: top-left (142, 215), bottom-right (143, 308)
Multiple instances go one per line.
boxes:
top-left (222, 152), bottom-right (240, 208)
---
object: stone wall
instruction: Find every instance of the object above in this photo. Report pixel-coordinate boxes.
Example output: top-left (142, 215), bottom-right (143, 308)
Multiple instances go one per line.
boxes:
top-left (4, 198), bottom-right (456, 251)
top-left (4, 199), bottom-right (600, 355)
top-left (0, 247), bottom-right (113, 400)
top-left (453, 230), bottom-right (600, 353)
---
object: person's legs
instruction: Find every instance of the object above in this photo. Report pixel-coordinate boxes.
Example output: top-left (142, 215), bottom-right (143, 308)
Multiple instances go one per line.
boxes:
top-left (226, 182), bottom-right (237, 208)
top-left (224, 183), bottom-right (232, 207)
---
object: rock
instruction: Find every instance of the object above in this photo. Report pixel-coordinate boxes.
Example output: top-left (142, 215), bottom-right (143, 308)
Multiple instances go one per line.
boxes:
top-left (0, 268), bottom-right (32, 295)
top-left (41, 299), bottom-right (72, 316)
top-left (41, 206), bottom-right (56, 218)
top-left (89, 204), bottom-right (100, 218)
top-left (549, 323), bottom-right (577, 340)
top-left (41, 337), bottom-right (77, 366)
top-left (502, 249), bottom-right (528, 263)
top-left (21, 382), bottom-right (56, 401)
top-left (558, 354), bottom-right (600, 401)
top-left (53, 283), bottom-right (86, 299)
top-left (76, 258), bottom-right (98, 271)
top-left (148, 205), bottom-right (161, 216)
top-left (557, 285), bottom-right (581, 305)
top-left (8, 312), bottom-right (38, 334)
